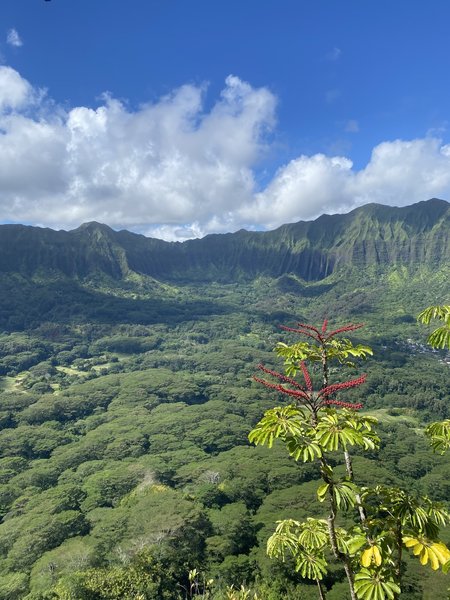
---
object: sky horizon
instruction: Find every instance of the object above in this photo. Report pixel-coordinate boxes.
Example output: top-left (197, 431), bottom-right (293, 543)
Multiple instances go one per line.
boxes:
top-left (1, 0), bottom-right (450, 240)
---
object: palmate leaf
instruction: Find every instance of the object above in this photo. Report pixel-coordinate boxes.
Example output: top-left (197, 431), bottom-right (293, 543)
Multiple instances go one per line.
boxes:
top-left (276, 341), bottom-right (322, 365)
top-left (297, 519), bottom-right (329, 550)
top-left (426, 419), bottom-right (450, 454)
top-left (391, 491), bottom-right (448, 534)
top-left (295, 551), bottom-right (328, 580)
top-left (267, 518), bottom-right (328, 557)
top-left (276, 338), bottom-right (373, 374)
top-left (267, 519), bottom-right (303, 560)
top-left (267, 518), bottom-right (329, 580)
top-left (285, 434), bottom-right (322, 462)
top-left (334, 481), bottom-right (358, 510)
top-left (327, 338), bottom-right (373, 366)
top-left (334, 526), bottom-right (353, 554)
top-left (340, 410), bottom-right (381, 450)
top-left (403, 536), bottom-right (450, 570)
top-left (361, 545), bottom-right (382, 568)
top-left (426, 504), bottom-right (450, 528)
top-left (364, 485), bottom-right (450, 541)
top-left (347, 533), bottom-right (368, 555)
top-left (417, 305), bottom-right (450, 326)
top-left (401, 504), bottom-right (429, 531)
top-left (317, 480), bottom-right (358, 511)
top-left (427, 326), bottom-right (450, 349)
top-left (248, 405), bottom-right (308, 448)
top-left (354, 568), bottom-right (400, 600)
top-left (343, 411), bottom-right (378, 430)
top-left (417, 304), bottom-right (450, 349)
top-left (316, 412), bottom-right (364, 451)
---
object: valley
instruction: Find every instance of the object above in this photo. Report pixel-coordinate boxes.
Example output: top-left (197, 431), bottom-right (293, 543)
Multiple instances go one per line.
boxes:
top-left (0, 200), bottom-right (448, 599)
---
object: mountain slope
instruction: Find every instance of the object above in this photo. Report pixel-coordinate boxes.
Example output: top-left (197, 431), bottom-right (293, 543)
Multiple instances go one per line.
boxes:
top-left (0, 199), bottom-right (448, 282)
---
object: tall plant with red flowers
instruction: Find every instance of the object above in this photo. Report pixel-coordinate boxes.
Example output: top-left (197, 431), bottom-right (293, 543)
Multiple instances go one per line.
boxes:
top-left (249, 320), bottom-right (450, 600)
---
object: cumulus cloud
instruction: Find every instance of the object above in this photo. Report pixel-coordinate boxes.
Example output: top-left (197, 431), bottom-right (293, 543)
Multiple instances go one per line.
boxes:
top-left (0, 66), bottom-right (33, 110)
top-left (0, 65), bottom-right (449, 240)
top-left (242, 137), bottom-right (450, 231)
top-left (6, 28), bottom-right (23, 47)
top-left (0, 68), bottom-right (275, 235)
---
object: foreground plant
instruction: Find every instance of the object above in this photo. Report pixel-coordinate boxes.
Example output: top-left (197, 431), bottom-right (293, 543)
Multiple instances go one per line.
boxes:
top-left (250, 319), bottom-right (450, 599)
top-left (418, 304), bottom-right (450, 455)
top-left (417, 304), bottom-right (450, 350)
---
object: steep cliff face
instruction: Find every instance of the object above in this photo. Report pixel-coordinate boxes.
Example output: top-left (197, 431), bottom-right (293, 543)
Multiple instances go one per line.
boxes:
top-left (0, 199), bottom-right (448, 282)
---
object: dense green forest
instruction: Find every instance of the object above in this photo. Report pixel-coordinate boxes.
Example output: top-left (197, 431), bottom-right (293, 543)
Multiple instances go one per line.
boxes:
top-left (0, 201), bottom-right (448, 599)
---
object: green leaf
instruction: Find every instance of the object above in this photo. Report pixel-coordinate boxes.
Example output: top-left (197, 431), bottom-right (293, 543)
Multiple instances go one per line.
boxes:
top-left (417, 305), bottom-right (450, 325)
top-left (316, 412), bottom-right (365, 451)
top-left (333, 480), bottom-right (358, 510)
top-left (249, 405), bottom-right (308, 448)
top-left (317, 483), bottom-right (329, 502)
top-left (418, 304), bottom-right (450, 349)
top-left (354, 568), bottom-right (401, 600)
top-left (295, 551), bottom-right (328, 580)
top-left (428, 326), bottom-right (450, 349)
top-left (347, 534), bottom-right (367, 555)
top-left (426, 419), bottom-right (450, 454)
top-left (297, 518), bottom-right (328, 549)
top-left (285, 434), bottom-right (322, 462)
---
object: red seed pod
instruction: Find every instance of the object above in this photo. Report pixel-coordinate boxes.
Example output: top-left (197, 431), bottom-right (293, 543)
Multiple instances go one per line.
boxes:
top-left (257, 364), bottom-right (306, 389)
top-left (300, 361), bottom-right (313, 391)
top-left (326, 323), bottom-right (364, 339)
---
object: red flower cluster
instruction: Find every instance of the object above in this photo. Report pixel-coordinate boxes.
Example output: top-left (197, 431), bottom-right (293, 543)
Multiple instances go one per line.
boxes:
top-left (300, 361), bottom-right (313, 391)
top-left (322, 399), bottom-right (364, 409)
top-left (254, 362), bottom-right (365, 411)
top-left (319, 374), bottom-right (367, 399)
top-left (280, 320), bottom-right (363, 344)
top-left (257, 364), bottom-right (305, 390)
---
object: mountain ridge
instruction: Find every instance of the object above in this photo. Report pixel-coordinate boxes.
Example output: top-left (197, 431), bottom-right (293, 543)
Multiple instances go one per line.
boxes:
top-left (0, 199), bottom-right (448, 282)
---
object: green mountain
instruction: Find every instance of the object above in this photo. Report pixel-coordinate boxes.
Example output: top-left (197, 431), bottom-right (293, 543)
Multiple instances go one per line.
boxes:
top-left (0, 199), bottom-right (449, 600)
top-left (0, 198), bottom-right (448, 282)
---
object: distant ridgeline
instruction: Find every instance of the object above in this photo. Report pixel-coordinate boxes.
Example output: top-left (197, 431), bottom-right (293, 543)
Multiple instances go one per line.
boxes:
top-left (0, 199), bottom-right (448, 283)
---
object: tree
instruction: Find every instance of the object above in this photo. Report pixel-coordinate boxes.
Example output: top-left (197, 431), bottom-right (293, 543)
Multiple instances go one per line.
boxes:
top-left (249, 319), bottom-right (450, 599)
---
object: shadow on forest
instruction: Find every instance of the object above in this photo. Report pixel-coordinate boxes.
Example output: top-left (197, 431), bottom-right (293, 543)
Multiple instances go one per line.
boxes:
top-left (275, 274), bottom-right (336, 297)
top-left (0, 277), bottom-right (234, 331)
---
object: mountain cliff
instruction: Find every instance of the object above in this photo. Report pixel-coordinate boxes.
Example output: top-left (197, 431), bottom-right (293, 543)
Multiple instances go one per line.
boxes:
top-left (0, 199), bottom-right (448, 282)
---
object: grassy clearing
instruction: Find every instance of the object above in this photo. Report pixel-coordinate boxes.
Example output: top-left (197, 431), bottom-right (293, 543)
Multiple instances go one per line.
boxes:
top-left (56, 366), bottom-right (84, 376)
top-left (0, 376), bottom-right (19, 392)
top-left (364, 407), bottom-right (420, 426)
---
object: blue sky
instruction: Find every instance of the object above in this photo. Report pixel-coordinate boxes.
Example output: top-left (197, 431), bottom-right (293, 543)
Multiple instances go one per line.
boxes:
top-left (1, 0), bottom-right (450, 239)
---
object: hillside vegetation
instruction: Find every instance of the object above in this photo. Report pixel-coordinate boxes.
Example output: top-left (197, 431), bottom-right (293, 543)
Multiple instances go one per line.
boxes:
top-left (0, 200), bottom-right (448, 599)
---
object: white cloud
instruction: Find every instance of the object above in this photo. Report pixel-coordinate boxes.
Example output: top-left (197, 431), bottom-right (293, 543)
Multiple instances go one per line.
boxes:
top-left (243, 137), bottom-right (450, 230)
top-left (6, 28), bottom-right (23, 47)
top-left (243, 155), bottom-right (354, 228)
top-left (0, 65), bottom-right (449, 240)
top-left (0, 66), bottom-right (32, 110)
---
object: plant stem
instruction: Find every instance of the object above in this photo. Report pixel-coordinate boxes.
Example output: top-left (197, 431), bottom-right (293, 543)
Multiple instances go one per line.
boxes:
top-left (321, 458), bottom-right (357, 600)
top-left (394, 519), bottom-right (403, 595)
top-left (344, 449), bottom-right (368, 530)
top-left (319, 344), bottom-right (357, 600)
top-left (316, 578), bottom-right (327, 600)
